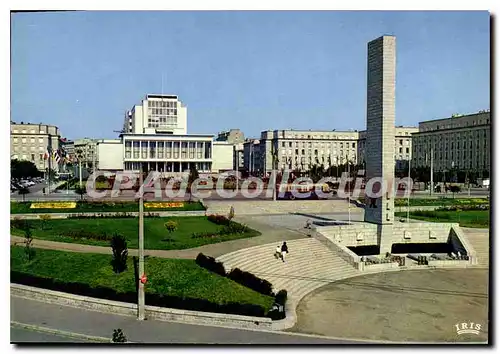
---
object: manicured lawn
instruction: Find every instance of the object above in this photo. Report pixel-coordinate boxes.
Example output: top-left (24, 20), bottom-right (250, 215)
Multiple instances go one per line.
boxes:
top-left (10, 216), bottom-right (261, 250)
top-left (10, 246), bottom-right (274, 312)
top-left (394, 210), bottom-right (490, 228)
top-left (10, 201), bottom-right (205, 214)
top-left (394, 197), bottom-right (489, 207)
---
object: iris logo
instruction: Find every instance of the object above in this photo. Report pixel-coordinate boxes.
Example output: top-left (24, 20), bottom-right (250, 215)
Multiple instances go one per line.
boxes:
top-left (454, 322), bottom-right (482, 335)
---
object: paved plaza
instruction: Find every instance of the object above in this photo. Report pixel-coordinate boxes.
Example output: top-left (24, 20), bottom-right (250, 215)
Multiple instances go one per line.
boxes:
top-left (291, 268), bottom-right (488, 343)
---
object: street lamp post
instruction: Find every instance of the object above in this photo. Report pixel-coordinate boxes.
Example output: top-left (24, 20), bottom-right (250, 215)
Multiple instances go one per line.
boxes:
top-left (137, 169), bottom-right (145, 320)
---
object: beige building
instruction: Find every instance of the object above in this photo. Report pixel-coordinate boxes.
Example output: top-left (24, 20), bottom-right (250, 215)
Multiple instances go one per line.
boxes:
top-left (358, 126), bottom-right (418, 170)
top-left (412, 110), bottom-right (491, 173)
top-left (250, 129), bottom-right (359, 175)
top-left (10, 122), bottom-right (60, 171)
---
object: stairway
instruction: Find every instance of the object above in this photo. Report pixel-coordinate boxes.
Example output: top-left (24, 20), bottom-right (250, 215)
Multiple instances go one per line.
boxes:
top-left (216, 238), bottom-right (360, 308)
top-left (462, 229), bottom-right (489, 268)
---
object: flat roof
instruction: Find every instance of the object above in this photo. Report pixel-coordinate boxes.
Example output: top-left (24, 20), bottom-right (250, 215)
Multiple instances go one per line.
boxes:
top-left (120, 133), bottom-right (213, 138)
top-left (419, 111), bottom-right (490, 124)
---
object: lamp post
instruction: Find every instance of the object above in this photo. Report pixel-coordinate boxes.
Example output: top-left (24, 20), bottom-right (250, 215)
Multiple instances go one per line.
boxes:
top-left (137, 169), bottom-right (145, 320)
top-left (346, 155), bottom-right (351, 224)
top-left (407, 156), bottom-right (411, 224)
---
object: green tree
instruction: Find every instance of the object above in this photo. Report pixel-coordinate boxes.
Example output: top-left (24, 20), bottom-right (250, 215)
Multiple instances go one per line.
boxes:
top-left (23, 222), bottom-right (35, 262)
top-left (74, 185), bottom-right (86, 201)
top-left (11, 159), bottom-right (41, 180)
top-left (110, 233), bottom-right (128, 274)
top-left (187, 165), bottom-right (200, 201)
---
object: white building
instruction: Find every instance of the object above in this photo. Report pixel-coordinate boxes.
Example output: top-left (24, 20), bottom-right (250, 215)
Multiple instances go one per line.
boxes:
top-left (123, 94), bottom-right (187, 135)
top-left (98, 94), bottom-right (234, 175)
top-left (212, 141), bottom-right (234, 172)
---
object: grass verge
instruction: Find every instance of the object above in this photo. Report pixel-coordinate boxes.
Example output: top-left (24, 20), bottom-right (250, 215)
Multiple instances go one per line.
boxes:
top-left (394, 210), bottom-right (489, 228)
top-left (11, 246), bottom-right (274, 316)
top-left (10, 216), bottom-right (261, 250)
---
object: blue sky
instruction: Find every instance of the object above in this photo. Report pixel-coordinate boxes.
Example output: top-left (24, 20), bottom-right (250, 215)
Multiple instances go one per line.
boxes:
top-left (11, 11), bottom-right (490, 140)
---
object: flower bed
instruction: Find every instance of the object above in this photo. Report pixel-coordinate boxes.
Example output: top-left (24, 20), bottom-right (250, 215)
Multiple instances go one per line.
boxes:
top-left (30, 202), bottom-right (77, 209)
top-left (144, 202), bottom-right (184, 209)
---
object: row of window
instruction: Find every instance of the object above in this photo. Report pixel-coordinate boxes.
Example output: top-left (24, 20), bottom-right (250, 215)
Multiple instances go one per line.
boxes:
top-left (12, 145), bottom-right (47, 152)
top-left (125, 141), bottom-right (209, 148)
top-left (11, 130), bottom-right (47, 134)
top-left (147, 100), bottom-right (177, 108)
top-left (280, 141), bottom-right (357, 148)
top-left (148, 108), bottom-right (178, 115)
top-left (12, 137), bottom-right (46, 143)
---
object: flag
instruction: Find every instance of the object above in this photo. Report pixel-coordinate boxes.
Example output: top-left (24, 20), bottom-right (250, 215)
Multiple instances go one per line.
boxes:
top-left (54, 150), bottom-right (61, 164)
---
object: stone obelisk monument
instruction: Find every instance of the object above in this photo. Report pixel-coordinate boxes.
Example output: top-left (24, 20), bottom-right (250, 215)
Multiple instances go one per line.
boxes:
top-left (364, 35), bottom-right (396, 254)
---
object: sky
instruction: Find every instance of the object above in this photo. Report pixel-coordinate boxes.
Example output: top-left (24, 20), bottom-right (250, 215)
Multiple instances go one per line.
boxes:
top-left (11, 11), bottom-right (490, 140)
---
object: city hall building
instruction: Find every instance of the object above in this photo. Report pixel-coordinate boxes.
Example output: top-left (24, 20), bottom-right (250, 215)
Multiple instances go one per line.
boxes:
top-left (97, 94), bottom-right (232, 175)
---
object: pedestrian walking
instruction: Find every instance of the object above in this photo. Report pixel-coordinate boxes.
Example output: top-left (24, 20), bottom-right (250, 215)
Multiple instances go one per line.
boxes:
top-left (281, 242), bottom-right (289, 262)
top-left (275, 245), bottom-right (281, 260)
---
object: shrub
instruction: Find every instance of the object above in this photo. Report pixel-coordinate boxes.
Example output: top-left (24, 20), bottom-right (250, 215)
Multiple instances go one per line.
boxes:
top-left (39, 214), bottom-right (52, 230)
top-left (219, 222), bottom-right (249, 235)
top-left (11, 217), bottom-right (28, 230)
top-left (274, 289), bottom-right (287, 306)
top-left (62, 229), bottom-right (113, 242)
top-left (192, 232), bottom-right (219, 239)
top-left (227, 268), bottom-right (274, 297)
top-left (207, 214), bottom-right (230, 226)
top-left (165, 220), bottom-right (178, 233)
top-left (110, 233), bottom-right (128, 274)
top-left (112, 329), bottom-right (127, 343)
top-left (195, 253), bottom-right (227, 277)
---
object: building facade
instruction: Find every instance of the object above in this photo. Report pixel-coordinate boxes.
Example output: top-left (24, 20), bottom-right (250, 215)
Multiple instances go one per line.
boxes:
top-left (357, 126), bottom-right (418, 170)
top-left (10, 122), bottom-right (60, 171)
top-left (122, 94), bottom-right (187, 135)
top-left (243, 139), bottom-right (261, 175)
top-left (97, 93), bottom-right (226, 175)
top-left (74, 138), bottom-right (98, 168)
top-left (121, 134), bottom-right (213, 173)
top-left (412, 110), bottom-right (491, 173)
top-left (244, 129), bottom-right (359, 175)
top-left (216, 129), bottom-right (245, 172)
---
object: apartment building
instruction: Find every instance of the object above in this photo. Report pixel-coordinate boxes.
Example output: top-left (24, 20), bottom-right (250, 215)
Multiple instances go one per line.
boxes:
top-left (357, 126), bottom-right (418, 170)
top-left (10, 122), bottom-right (60, 171)
top-left (244, 129), bottom-right (359, 175)
top-left (412, 110), bottom-right (491, 173)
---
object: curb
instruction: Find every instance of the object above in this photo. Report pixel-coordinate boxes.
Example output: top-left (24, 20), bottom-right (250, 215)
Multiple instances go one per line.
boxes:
top-left (11, 321), bottom-right (118, 343)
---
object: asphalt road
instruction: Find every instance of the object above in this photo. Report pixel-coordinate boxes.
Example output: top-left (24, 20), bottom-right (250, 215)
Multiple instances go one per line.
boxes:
top-left (11, 327), bottom-right (89, 343)
top-left (10, 296), bottom-right (360, 344)
top-left (10, 189), bottom-right (489, 202)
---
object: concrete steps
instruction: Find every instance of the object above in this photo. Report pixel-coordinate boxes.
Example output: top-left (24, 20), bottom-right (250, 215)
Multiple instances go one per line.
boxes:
top-left (463, 230), bottom-right (489, 267)
top-left (216, 238), bottom-right (360, 302)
